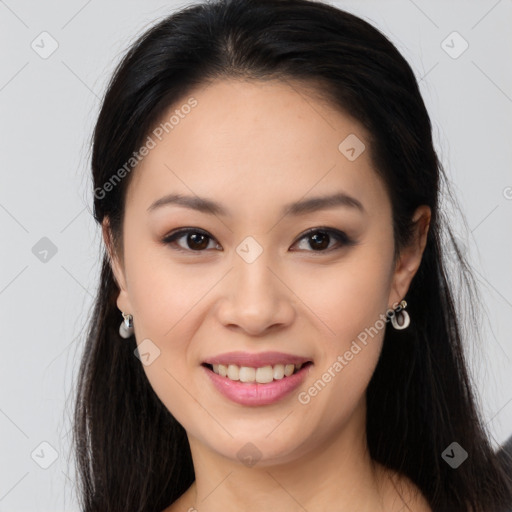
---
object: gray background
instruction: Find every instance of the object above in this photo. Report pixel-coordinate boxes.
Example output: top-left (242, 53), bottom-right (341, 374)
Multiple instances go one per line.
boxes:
top-left (1, 0), bottom-right (511, 509)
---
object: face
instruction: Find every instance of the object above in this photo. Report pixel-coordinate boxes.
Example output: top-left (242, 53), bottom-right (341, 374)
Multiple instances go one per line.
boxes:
top-left (105, 78), bottom-right (429, 467)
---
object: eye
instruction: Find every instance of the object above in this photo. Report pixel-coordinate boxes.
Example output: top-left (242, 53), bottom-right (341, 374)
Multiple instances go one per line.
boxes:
top-left (291, 227), bottom-right (356, 253)
top-left (162, 226), bottom-right (356, 254)
top-left (161, 228), bottom-right (221, 253)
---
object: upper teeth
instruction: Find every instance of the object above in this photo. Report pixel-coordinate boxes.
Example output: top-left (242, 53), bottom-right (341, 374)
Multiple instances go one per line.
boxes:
top-left (212, 363), bottom-right (305, 383)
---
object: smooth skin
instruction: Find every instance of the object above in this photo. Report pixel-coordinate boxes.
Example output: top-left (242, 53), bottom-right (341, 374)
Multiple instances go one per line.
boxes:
top-left (103, 78), bottom-right (432, 511)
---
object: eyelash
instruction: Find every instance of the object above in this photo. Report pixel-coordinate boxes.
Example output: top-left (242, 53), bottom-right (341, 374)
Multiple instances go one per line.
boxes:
top-left (161, 227), bottom-right (357, 255)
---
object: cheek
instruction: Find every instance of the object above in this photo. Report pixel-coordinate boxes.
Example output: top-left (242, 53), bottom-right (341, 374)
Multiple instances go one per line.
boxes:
top-left (124, 239), bottom-right (204, 340)
top-left (300, 254), bottom-right (392, 349)
top-left (123, 245), bottom-right (204, 422)
top-left (295, 263), bottom-right (390, 433)
top-left (295, 249), bottom-right (392, 408)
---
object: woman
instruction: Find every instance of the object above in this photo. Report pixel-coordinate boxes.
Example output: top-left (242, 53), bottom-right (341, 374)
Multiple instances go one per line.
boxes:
top-left (73, 0), bottom-right (512, 510)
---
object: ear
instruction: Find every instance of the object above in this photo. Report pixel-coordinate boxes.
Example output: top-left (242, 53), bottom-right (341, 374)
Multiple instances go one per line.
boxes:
top-left (102, 217), bottom-right (133, 314)
top-left (387, 205), bottom-right (431, 309)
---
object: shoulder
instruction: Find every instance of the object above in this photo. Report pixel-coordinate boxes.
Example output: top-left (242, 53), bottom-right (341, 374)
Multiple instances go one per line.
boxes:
top-left (377, 463), bottom-right (432, 512)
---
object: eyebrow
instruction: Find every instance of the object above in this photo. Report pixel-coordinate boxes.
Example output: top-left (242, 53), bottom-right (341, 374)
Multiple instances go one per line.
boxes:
top-left (147, 191), bottom-right (365, 217)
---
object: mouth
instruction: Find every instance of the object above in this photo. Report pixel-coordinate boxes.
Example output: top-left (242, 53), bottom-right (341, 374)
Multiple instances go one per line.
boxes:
top-left (201, 361), bottom-right (314, 384)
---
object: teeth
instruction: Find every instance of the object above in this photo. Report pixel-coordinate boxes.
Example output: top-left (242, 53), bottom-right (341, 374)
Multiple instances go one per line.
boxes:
top-left (211, 362), bottom-right (306, 383)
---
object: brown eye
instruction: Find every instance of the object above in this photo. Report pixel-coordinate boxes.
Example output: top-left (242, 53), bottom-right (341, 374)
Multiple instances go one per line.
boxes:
top-left (291, 228), bottom-right (355, 253)
top-left (162, 228), bottom-right (220, 252)
top-left (162, 226), bottom-right (356, 255)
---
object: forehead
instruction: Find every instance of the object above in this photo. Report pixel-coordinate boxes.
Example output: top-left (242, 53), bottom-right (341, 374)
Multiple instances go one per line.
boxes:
top-left (126, 78), bottom-right (388, 219)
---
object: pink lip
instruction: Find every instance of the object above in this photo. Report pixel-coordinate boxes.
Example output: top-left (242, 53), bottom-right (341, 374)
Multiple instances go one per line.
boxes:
top-left (203, 351), bottom-right (312, 367)
top-left (202, 362), bottom-right (313, 406)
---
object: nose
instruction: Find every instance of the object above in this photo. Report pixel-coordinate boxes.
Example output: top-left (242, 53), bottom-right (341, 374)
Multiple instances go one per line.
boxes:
top-left (215, 252), bottom-right (296, 336)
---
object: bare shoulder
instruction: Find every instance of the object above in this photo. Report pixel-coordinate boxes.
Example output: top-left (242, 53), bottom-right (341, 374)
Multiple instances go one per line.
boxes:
top-left (378, 463), bottom-right (433, 512)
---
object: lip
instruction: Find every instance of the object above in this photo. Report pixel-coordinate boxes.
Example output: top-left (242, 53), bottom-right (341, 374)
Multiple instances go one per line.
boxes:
top-left (202, 351), bottom-right (312, 368)
top-left (202, 362), bottom-right (313, 406)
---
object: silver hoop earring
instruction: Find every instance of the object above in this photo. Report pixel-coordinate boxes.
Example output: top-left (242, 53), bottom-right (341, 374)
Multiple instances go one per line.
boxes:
top-left (119, 312), bottom-right (134, 338)
top-left (390, 300), bottom-right (410, 330)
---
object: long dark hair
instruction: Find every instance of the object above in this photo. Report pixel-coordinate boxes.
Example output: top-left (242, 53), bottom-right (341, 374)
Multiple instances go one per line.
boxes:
top-left (72, 0), bottom-right (512, 510)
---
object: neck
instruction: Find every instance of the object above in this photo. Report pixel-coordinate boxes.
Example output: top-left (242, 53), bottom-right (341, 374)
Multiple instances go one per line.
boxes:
top-left (175, 398), bottom-right (396, 512)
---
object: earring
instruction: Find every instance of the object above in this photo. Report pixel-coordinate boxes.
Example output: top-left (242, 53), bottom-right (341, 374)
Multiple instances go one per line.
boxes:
top-left (119, 312), bottom-right (134, 338)
top-left (390, 300), bottom-right (410, 330)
